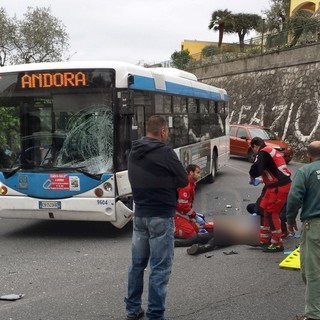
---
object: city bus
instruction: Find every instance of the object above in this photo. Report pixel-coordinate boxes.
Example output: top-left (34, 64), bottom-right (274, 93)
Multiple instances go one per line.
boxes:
top-left (0, 61), bottom-right (229, 229)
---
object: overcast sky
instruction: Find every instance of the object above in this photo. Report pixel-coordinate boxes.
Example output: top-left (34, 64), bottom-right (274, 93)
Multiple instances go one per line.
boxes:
top-left (2, 0), bottom-right (270, 65)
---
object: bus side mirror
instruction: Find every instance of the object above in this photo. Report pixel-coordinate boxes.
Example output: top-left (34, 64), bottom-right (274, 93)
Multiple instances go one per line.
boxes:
top-left (128, 74), bottom-right (134, 86)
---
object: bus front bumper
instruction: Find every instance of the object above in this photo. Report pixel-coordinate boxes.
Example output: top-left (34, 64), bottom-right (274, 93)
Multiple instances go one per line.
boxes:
top-left (0, 197), bottom-right (133, 229)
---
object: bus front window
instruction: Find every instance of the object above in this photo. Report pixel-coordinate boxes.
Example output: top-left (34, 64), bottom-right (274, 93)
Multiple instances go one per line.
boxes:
top-left (55, 103), bottom-right (113, 173)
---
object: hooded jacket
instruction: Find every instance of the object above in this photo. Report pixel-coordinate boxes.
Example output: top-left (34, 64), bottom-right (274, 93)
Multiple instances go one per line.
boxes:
top-left (128, 136), bottom-right (188, 217)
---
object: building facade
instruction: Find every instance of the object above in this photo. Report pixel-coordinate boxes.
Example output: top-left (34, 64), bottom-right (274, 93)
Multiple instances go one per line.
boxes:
top-left (180, 40), bottom-right (240, 60)
top-left (290, 0), bottom-right (320, 15)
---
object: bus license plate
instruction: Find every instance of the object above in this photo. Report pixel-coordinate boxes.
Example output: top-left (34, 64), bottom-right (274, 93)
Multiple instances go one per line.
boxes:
top-left (39, 201), bottom-right (61, 209)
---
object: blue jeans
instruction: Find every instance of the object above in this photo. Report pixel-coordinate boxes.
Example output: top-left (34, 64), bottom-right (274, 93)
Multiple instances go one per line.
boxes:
top-left (125, 216), bottom-right (174, 320)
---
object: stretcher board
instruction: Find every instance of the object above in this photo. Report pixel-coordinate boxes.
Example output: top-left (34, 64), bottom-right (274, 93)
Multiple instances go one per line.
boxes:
top-left (279, 247), bottom-right (300, 270)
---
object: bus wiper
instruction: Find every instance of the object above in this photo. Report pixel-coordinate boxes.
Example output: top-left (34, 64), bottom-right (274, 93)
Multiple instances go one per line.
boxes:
top-left (3, 166), bottom-right (22, 179)
top-left (3, 162), bottom-right (36, 179)
top-left (46, 166), bottom-right (102, 180)
top-left (73, 167), bottom-right (102, 180)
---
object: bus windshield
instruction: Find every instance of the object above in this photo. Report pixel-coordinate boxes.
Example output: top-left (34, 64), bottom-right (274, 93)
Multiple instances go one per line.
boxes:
top-left (0, 69), bottom-right (115, 174)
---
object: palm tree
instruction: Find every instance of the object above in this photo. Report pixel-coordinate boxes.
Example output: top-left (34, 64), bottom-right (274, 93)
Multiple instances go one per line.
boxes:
top-left (231, 13), bottom-right (261, 52)
top-left (208, 9), bottom-right (233, 48)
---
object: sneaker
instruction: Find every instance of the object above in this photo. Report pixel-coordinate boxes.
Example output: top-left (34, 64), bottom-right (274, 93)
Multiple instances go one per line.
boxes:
top-left (126, 308), bottom-right (144, 320)
top-left (263, 244), bottom-right (284, 252)
top-left (187, 244), bottom-right (200, 255)
top-left (259, 243), bottom-right (270, 249)
top-left (249, 242), bottom-right (269, 249)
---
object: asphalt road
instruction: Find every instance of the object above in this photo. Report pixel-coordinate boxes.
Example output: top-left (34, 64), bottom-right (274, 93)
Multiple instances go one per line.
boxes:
top-left (0, 157), bottom-right (304, 320)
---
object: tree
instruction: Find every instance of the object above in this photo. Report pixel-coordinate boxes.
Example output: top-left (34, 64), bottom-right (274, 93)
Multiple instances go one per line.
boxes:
top-left (0, 106), bottom-right (20, 166)
top-left (263, 0), bottom-right (290, 32)
top-left (202, 45), bottom-right (218, 57)
top-left (231, 13), bottom-right (261, 52)
top-left (11, 7), bottom-right (69, 64)
top-left (287, 10), bottom-right (318, 46)
top-left (208, 9), bottom-right (234, 48)
top-left (0, 8), bottom-right (16, 66)
top-left (171, 50), bottom-right (192, 69)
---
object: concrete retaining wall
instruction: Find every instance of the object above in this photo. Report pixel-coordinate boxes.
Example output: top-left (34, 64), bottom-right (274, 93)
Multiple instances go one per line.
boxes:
top-left (188, 43), bottom-right (320, 162)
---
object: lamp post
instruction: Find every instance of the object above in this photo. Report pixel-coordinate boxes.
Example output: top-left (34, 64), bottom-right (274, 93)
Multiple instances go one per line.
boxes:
top-left (0, 50), bottom-right (5, 66)
top-left (261, 15), bottom-right (266, 54)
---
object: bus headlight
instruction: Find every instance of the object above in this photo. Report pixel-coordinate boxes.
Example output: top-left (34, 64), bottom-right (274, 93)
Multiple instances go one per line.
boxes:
top-left (0, 186), bottom-right (8, 195)
top-left (103, 182), bottom-right (113, 192)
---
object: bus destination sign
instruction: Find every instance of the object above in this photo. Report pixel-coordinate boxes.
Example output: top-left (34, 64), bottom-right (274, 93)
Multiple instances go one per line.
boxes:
top-left (20, 71), bottom-right (87, 89)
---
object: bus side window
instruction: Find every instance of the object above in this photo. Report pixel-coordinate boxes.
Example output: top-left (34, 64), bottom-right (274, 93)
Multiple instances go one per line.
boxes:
top-left (200, 114), bottom-right (210, 141)
top-left (173, 96), bottom-right (187, 114)
top-left (188, 98), bottom-right (197, 113)
top-left (134, 106), bottom-right (145, 139)
top-left (172, 115), bottom-right (188, 147)
top-left (188, 113), bottom-right (201, 143)
top-left (163, 95), bottom-right (172, 114)
top-left (199, 100), bottom-right (209, 114)
top-left (219, 102), bottom-right (227, 134)
top-left (199, 100), bottom-right (210, 140)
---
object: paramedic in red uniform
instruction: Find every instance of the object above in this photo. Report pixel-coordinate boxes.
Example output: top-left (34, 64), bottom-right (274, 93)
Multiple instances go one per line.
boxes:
top-left (249, 136), bottom-right (291, 252)
top-left (174, 164), bottom-right (205, 239)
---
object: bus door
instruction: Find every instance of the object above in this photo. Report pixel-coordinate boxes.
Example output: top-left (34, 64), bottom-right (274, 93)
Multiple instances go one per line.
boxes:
top-left (132, 90), bottom-right (153, 139)
top-left (116, 90), bottom-right (135, 172)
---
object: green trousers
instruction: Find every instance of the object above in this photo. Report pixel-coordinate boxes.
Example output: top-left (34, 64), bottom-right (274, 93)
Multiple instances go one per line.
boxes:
top-left (301, 218), bottom-right (320, 319)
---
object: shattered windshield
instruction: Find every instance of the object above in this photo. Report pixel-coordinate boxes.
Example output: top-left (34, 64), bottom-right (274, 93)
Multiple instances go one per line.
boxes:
top-left (0, 69), bottom-right (115, 174)
top-left (55, 104), bottom-right (113, 172)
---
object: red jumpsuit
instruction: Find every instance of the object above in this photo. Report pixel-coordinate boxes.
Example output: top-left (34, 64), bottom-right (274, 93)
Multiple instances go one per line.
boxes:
top-left (249, 146), bottom-right (291, 246)
top-left (174, 176), bottom-right (199, 239)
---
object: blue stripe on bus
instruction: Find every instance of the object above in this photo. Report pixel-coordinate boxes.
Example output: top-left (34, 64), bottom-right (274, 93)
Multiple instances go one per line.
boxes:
top-left (129, 75), bottom-right (156, 91)
top-left (129, 75), bottom-right (228, 101)
top-left (165, 82), bottom-right (225, 101)
top-left (0, 172), bottom-right (113, 199)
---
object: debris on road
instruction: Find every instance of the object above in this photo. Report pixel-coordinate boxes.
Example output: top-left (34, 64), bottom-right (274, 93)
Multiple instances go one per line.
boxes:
top-left (223, 250), bottom-right (238, 255)
top-left (0, 294), bottom-right (25, 301)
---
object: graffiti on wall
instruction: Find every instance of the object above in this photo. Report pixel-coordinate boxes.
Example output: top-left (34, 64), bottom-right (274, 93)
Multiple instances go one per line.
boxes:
top-left (229, 97), bottom-right (320, 143)
top-left (208, 62), bottom-right (320, 162)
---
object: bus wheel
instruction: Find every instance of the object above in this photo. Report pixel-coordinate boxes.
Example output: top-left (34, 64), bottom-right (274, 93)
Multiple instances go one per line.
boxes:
top-left (205, 153), bottom-right (217, 184)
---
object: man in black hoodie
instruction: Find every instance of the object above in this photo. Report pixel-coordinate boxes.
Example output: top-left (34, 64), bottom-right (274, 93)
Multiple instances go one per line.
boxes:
top-left (124, 115), bottom-right (188, 320)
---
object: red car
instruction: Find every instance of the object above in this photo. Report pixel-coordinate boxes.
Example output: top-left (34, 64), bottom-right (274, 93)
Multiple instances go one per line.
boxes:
top-left (229, 124), bottom-right (293, 163)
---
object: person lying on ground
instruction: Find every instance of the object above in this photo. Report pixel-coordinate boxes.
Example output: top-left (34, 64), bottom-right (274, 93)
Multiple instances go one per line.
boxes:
top-left (180, 215), bottom-right (260, 255)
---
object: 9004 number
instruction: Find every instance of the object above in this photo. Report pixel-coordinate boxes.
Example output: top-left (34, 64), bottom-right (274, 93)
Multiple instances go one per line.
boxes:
top-left (97, 199), bottom-right (108, 205)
